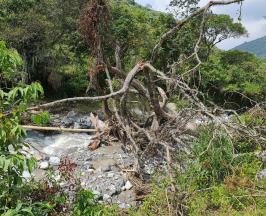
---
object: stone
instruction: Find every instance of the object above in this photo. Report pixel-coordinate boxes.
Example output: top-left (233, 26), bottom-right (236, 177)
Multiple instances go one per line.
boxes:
top-left (49, 157), bottom-right (61, 166)
top-left (39, 161), bottom-right (49, 169)
top-left (108, 185), bottom-right (117, 196)
top-left (257, 169), bottom-right (266, 180)
top-left (97, 119), bottom-right (106, 130)
top-left (79, 116), bottom-right (92, 129)
top-left (35, 154), bottom-right (43, 161)
top-left (119, 203), bottom-right (131, 209)
top-left (73, 122), bottom-right (81, 129)
top-left (22, 170), bottom-right (31, 179)
top-left (185, 122), bottom-right (197, 132)
top-left (124, 181), bottom-right (133, 190)
top-left (54, 174), bottom-right (61, 181)
top-left (103, 194), bottom-right (111, 201)
top-left (67, 111), bottom-right (76, 118)
top-left (100, 164), bottom-right (111, 172)
top-left (92, 190), bottom-right (102, 200)
top-left (82, 161), bottom-right (94, 170)
top-left (260, 151), bottom-right (266, 162)
top-left (144, 164), bottom-right (155, 175)
top-left (166, 103), bottom-right (177, 113)
top-left (88, 169), bottom-right (95, 174)
top-left (107, 173), bottom-right (115, 178)
top-left (61, 116), bottom-right (73, 127)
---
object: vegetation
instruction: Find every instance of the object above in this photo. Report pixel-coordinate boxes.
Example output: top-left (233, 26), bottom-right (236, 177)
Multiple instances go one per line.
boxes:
top-left (201, 50), bottom-right (266, 108)
top-left (133, 123), bottom-right (266, 216)
top-left (1, 0), bottom-right (266, 215)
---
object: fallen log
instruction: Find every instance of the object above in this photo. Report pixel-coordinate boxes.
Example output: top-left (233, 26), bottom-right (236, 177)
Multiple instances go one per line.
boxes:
top-left (21, 125), bottom-right (99, 133)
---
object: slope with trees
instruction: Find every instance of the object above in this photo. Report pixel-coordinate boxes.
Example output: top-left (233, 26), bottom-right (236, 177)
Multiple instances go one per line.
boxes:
top-left (233, 35), bottom-right (266, 57)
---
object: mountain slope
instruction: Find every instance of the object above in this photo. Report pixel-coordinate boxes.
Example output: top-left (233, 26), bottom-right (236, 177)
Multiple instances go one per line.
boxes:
top-left (233, 36), bottom-right (266, 57)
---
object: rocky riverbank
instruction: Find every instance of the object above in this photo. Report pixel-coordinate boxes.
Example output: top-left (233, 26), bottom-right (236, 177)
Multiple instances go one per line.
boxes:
top-left (22, 111), bottom-right (148, 208)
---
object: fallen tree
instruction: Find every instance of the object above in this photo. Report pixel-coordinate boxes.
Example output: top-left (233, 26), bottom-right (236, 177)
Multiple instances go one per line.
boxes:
top-left (26, 0), bottom-right (266, 213)
top-left (21, 125), bottom-right (99, 133)
top-left (27, 0), bottom-right (250, 163)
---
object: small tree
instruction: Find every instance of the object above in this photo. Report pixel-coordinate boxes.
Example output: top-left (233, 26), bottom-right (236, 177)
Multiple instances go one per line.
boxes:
top-left (0, 43), bottom-right (44, 214)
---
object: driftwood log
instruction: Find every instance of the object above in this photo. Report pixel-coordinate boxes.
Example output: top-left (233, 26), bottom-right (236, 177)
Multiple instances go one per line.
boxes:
top-left (22, 125), bottom-right (99, 133)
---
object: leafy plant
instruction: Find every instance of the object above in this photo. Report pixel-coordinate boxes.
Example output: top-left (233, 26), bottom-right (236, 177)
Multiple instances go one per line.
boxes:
top-left (31, 111), bottom-right (51, 126)
top-left (0, 40), bottom-right (24, 86)
top-left (73, 190), bottom-right (106, 216)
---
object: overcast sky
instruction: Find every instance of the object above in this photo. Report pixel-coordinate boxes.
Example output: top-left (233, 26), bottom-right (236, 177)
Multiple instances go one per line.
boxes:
top-left (136, 0), bottom-right (266, 50)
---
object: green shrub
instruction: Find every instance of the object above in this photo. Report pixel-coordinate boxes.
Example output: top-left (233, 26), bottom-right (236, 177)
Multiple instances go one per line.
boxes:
top-left (73, 190), bottom-right (120, 216)
top-left (187, 127), bottom-right (234, 188)
top-left (31, 111), bottom-right (51, 126)
top-left (136, 125), bottom-right (266, 216)
top-left (0, 83), bottom-right (44, 214)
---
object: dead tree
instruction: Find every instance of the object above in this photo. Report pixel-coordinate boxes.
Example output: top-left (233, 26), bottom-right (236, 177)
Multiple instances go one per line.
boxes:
top-left (28, 0), bottom-right (266, 203)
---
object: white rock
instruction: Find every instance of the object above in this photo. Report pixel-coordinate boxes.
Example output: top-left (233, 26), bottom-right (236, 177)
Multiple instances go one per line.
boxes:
top-left (53, 174), bottom-right (61, 181)
top-left (39, 161), bottom-right (49, 169)
top-left (260, 151), bottom-right (266, 162)
top-left (93, 190), bottom-right (101, 196)
top-left (103, 194), bottom-right (111, 201)
top-left (49, 157), bottom-right (60, 166)
top-left (67, 111), bottom-right (76, 118)
top-left (124, 181), bottom-right (133, 190)
top-left (257, 169), bottom-right (266, 180)
top-left (22, 170), bottom-right (31, 179)
top-left (107, 173), bottom-right (115, 178)
top-left (166, 103), bottom-right (177, 113)
top-left (92, 190), bottom-right (102, 199)
top-left (35, 154), bottom-right (43, 161)
top-left (119, 203), bottom-right (131, 209)
top-left (74, 122), bottom-right (81, 129)
top-left (88, 169), bottom-right (95, 174)
top-left (109, 185), bottom-right (117, 192)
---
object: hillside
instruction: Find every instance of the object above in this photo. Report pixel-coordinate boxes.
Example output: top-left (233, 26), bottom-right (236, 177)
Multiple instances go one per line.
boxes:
top-left (233, 35), bottom-right (266, 57)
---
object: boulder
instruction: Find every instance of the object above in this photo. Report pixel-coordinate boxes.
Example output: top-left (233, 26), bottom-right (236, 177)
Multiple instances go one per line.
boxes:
top-left (165, 102), bottom-right (177, 113)
top-left (122, 181), bottom-right (133, 191)
top-left (39, 161), bottom-right (49, 169)
top-left (257, 169), bottom-right (266, 180)
top-left (49, 156), bottom-right (61, 166)
top-left (22, 170), bottom-right (31, 179)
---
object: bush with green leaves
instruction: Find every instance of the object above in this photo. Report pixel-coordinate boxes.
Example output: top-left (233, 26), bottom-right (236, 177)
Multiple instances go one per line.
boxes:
top-left (73, 190), bottom-right (106, 216)
top-left (185, 127), bottom-right (234, 189)
top-left (0, 41), bottom-right (25, 87)
top-left (0, 82), bottom-right (44, 214)
top-left (31, 111), bottom-right (51, 126)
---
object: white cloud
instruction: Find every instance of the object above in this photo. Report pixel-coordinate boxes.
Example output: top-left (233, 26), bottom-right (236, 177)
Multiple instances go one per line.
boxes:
top-left (136, 0), bottom-right (169, 11)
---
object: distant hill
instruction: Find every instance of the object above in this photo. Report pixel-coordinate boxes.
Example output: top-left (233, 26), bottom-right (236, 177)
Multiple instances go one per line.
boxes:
top-left (233, 36), bottom-right (266, 57)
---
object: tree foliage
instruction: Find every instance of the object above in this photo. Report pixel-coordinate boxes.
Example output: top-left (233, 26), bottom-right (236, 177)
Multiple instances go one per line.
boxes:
top-left (0, 41), bottom-right (24, 87)
top-left (201, 50), bottom-right (266, 107)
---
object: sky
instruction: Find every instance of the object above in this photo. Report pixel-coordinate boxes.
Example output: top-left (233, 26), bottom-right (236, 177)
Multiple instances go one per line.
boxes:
top-left (136, 0), bottom-right (266, 50)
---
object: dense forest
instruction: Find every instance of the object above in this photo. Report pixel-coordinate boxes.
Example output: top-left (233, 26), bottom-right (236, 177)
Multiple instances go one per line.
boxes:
top-left (0, 0), bottom-right (266, 215)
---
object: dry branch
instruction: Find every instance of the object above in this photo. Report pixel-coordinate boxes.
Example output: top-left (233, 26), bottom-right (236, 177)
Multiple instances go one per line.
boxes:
top-left (21, 125), bottom-right (99, 133)
top-left (151, 0), bottom-right (244, 62)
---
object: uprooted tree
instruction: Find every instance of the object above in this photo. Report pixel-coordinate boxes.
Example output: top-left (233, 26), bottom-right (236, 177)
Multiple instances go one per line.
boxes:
top-left (28, 0), bottom-right (265, 195)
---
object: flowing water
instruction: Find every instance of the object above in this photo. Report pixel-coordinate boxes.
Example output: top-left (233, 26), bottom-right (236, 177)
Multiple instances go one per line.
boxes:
top-left (24, 130), bottom-right (92, 156)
